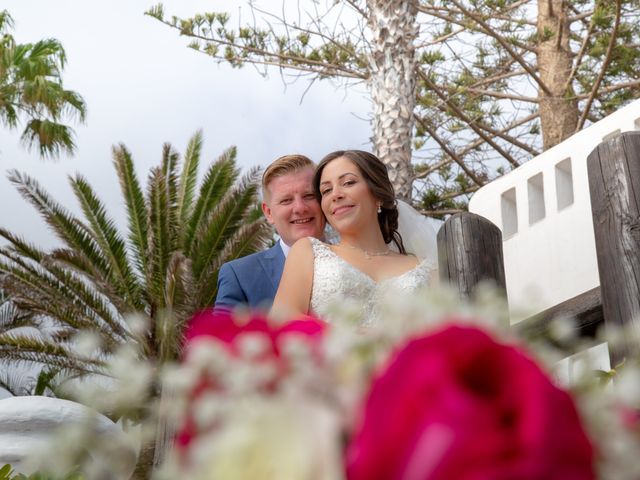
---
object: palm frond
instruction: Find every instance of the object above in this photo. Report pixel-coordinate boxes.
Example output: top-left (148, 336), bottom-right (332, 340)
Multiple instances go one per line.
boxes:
top-left (146, 167), bottom-right (172, 309)
top-left (0, 230), bottom-right (125, 339)
top-left (0, 10), bottom-right (15, 33)
top-left (40, 257), bottom-right (128, 343)
top-left (0, 226), bottom-right (48, 261)
top-left (177, 130), bottom-right (203, 228)
top-left (113, 145), bottom-right (149, 276)
top-left (70, 174), bottom-right (144, 311)
top-left (0, 251), bottom-right (126, 347)
top-left (0, 295), bottom-right (35, 332)
top-left (20, 119), bottom-right (76, 158)
top-left (194, 218), bottom-right (271, 309)
top-left (0, 364), bottom-right (35, 396)
top-left (163, 252), bottom-right (195, 320)
top-left (33, 365), bottom-right (62, 396)
top-left (183, 147), bottom-right (238, 255)
top-left (0, 332), bottom-right (105, 376)
top-left (154, 308), bottom-right (182, 365)
top-left (50, 247), bottom-right (142, 322)
top-left (160, 143), bottom-right (180, 252)
top-left (190, 166), bottom-right (262, 281)
top-left (7, 170), bottom-right (111, 277)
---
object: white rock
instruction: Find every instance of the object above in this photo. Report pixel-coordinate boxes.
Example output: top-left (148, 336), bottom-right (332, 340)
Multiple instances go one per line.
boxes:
top-left (0, 396), bottom-right (137, 477)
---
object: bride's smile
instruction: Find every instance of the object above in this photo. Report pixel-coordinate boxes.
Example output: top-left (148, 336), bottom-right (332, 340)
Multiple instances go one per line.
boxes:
top-left (331, 204), bottom-right (355, 216)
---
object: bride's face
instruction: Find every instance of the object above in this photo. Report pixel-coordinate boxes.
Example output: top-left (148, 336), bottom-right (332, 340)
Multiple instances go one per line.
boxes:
top-left (318, 156), bottom-right (379, 234)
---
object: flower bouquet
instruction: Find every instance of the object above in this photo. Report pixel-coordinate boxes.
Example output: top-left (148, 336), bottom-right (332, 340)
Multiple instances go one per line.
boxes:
top-left (156, 288), bottom-right (640, 480)
top-left (18, 287), bottom-right (640, 479)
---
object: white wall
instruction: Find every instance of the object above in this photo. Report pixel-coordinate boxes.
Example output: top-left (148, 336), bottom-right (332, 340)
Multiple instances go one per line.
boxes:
top-left (469, 99), bottom-right (640, 322)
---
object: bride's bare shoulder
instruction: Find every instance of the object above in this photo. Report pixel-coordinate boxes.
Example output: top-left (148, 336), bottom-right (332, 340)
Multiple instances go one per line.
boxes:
top-left (394, 252), bottom-right (421, 268)
top-left (290, 236), bottom-right (313, 251)
top-left (286, 237), bottom-right (320, 263)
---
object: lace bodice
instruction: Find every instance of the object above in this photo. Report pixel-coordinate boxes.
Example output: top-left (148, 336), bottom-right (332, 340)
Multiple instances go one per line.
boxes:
top-left (308, 237), bottom-right (434, 326)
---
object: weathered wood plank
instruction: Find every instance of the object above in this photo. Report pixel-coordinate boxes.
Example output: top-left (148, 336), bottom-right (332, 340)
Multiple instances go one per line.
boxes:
top-left (514, 287), bottom-right (603, 338)
top-left (587, 131), bottom-right (640, 359)
top-left (437, 212), bottom-right (507, 299)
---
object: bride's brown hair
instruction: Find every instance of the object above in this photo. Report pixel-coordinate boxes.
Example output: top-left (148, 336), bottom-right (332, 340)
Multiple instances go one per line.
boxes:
top-left (314, 150), bottom-right (407, 254)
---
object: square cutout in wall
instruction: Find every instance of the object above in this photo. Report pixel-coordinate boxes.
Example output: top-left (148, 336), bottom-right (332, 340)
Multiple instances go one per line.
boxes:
top-left (555, 158), bottom-right (574, 211)
top-left (528, 173), bottom-right (545, 225)
top-left (501, 187), bottom-right (518, 237)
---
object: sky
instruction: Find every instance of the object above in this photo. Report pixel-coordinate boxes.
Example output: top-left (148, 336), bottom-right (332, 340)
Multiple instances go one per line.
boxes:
top-left (0, 0), bottom-right (371, 249)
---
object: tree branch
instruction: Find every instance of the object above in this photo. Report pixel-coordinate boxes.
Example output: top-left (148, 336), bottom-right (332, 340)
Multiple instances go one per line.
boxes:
top-left (576, 0), bottom-right (622, 131)
top-left (153, 17), bottom-right (367, 79)
top-left (464, 88), bottom-right (538, 103)
top-left (440, 185), bottom-right (480, 200)
top-left (447, 0), bottom-right (552, 96)
top-left (414, 115), bottom-right (485, 186)
top-left (419, 208), bottom-right (465, 216)
top-left (414, 111), bottom-right (539, 180)
top-left (418, 69), bottom-right (521, 168)
top-left (563, 11), bottom-right (596, 92)
top-left (573, 79), bottom-right (640, 99)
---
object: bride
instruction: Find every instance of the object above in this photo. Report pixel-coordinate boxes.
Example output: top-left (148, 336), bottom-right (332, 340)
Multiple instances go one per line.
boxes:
top-left (271, 150), bottom-right (436, 325)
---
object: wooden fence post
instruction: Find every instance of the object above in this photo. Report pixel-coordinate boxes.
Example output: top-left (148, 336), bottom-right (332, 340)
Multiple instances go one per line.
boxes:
top-left (437, 212), bottom-right (507, 299)
top-left (587, 131), bottom-right (640, 360)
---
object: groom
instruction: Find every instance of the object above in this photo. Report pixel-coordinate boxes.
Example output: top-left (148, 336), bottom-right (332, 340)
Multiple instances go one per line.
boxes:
top-left (215, 154), bottom-right (325, 309)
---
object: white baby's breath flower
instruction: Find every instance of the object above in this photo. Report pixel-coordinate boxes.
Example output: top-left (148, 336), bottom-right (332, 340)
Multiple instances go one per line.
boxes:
top-left (187, 338), bottom-right (231, 375)
top-left (219, 357), bottom-right (278, 394)
top-left (323, 296), bottom-right (363, 327)
top-left (161, 361), bottom-right (201, 396)
top-left (578, 389), bottom-right (640, 480)
top-left (187, 395), bottom-right (343, 480)
top-left (22, 422), bottom-right (87, 476)
top-left (64, 344), bottom-right (156, 414)
top-left (278, 336), bottom-right (319, 385)
top-left (614, 364), bottom-right (640, 406)
top-left (192, 392), bottom-right (228, 429)
top-left (22, 409), bottom-right (138, 480)
top-left (599, 324), bottom-right (628, 359)
top-left (124, 312), bottom-right (150, 337)
top-left (108, 352), bottom-right (154, 406)
top-left (236, 332), bottom-right (271, 360)
top-left (72, 331), bottom-right (102, 359)
top-left (548, 315), bottom-right (579, 344)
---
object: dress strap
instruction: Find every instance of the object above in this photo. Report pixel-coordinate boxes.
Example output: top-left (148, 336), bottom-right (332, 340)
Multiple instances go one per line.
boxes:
top-left (307, 237), bottom-right (332, 258)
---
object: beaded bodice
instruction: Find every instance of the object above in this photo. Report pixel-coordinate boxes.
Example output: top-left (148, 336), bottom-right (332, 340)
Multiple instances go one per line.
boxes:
top-left (308, 237), bottom-right (434, 326)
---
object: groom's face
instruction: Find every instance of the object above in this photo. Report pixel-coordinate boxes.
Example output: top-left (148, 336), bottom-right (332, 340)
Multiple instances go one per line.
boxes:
top-left (262, 167), bottom-right (325, 247)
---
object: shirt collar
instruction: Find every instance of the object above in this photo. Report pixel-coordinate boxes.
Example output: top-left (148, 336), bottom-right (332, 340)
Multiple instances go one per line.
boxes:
top-left (279, 238), bottom-right (291, 258)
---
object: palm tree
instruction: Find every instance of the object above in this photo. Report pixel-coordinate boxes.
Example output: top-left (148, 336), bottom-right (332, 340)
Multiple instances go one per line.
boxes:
top-left (0, 131), bottom-right (271, 473)
top-left (0, 290), bottom-right (72, 398)
top-left (0, 10), bottom-right (86, 158)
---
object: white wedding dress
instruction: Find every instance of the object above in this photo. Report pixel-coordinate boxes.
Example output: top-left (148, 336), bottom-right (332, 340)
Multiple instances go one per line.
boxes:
top-left (308, 237), bottom-right (435, 326)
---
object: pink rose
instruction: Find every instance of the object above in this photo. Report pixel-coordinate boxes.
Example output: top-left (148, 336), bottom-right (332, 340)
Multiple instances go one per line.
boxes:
top-left (346, 324), bottom-right (594, 480)
top-left (184, 309), bottom-right (326, 355)
top-left (176, 309), bottom-right (326, 450)
top-left (620, 404), bottom-right (640, 431)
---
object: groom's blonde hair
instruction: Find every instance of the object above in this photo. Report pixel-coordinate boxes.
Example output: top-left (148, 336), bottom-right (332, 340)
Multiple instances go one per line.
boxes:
top-left (262, 154), bottom-right (314, 201)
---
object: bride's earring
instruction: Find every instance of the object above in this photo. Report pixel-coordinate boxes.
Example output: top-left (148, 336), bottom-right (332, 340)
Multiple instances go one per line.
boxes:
top-left (377, 203), bottom-right (382, 214)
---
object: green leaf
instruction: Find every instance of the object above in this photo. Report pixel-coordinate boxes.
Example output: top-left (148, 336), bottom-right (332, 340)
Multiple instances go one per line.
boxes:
top-left (113, 145), bottom-right (149, 278)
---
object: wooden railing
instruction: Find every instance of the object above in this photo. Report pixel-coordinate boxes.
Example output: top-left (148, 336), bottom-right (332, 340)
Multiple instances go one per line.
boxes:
top-left (438, 131), bottom-right (640, 363)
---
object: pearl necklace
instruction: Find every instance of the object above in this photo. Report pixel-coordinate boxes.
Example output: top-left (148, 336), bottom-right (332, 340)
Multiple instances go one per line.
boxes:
top-left (340, 242), bottom-right (391, 260)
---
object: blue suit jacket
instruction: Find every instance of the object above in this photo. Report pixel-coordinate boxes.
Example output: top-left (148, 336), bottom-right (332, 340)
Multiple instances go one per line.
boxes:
top-left (215, 244), bottom-right (285, 310)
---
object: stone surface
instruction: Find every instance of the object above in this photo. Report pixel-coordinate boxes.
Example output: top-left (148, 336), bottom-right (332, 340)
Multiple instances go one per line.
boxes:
top-left (0, 396), bottom-right (137, 477)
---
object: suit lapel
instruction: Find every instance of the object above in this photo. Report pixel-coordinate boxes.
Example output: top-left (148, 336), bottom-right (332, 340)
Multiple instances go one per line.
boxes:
top-left (260, 244), bottom-right (285, 294)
